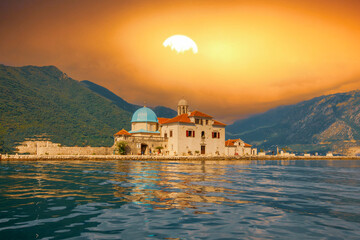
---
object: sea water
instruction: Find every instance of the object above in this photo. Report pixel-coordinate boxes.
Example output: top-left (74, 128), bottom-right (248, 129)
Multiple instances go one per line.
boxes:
top-left (0, 159), bottom-right (359, 239)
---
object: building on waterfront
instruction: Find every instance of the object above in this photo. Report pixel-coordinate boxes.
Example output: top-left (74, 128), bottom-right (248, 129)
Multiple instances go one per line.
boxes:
top-left (225, 139), bottom-right (257, 156)
top-left (15, 99), bottom-right (257, 156)
top-left (114, 106), bottom-right (167, 155)
top-left (114, 99), bottom-right (257, 156)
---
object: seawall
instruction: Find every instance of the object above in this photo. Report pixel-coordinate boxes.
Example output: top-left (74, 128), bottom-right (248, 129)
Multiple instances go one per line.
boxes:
top-left (1, 154), bottom-right (360, 161)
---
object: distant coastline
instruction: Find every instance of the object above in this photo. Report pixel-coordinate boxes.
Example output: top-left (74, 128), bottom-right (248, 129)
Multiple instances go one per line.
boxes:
top-left (1, 154), bottom-right (360, 161)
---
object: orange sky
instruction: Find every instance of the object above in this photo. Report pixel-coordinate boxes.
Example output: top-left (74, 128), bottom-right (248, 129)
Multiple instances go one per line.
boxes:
top-left (1, 0), bottom-right (360, 122)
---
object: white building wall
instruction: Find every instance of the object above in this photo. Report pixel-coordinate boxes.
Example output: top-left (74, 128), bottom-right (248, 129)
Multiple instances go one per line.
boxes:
top-left (226, 147), bottom-right (236, 156)
top-left (160, 124), bottom-right (180, 155)
top-left (225, 145), bottom-right (257, 156)
top-left (160, 122), bottom-right (225, 156)
top-left (177, 124), bottom-right (197, 155)
top-left (194, 124), bottom-right (225, 155)
top-left (244, 147), bottom-right (252, 155)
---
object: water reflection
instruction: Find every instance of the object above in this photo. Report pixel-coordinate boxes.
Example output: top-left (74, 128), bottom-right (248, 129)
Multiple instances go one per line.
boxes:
top-left (1, 161), bottom-right (103, 200)
top-left (2, 159), bottom-right (359, 207)
top-left (0, 159), bottom-right (359, 239)
top-left (110, 161), bottom-right (250, 210)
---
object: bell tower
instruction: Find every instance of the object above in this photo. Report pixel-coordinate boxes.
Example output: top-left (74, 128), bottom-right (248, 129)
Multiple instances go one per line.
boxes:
top-left (177, 99), bottom-right (189, 115)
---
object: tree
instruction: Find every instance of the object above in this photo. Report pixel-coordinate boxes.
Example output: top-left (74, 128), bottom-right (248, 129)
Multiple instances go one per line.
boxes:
top-left (155, 146), bottom-right (164, 153)
top-left (116, 141), bottom-right (128, 155)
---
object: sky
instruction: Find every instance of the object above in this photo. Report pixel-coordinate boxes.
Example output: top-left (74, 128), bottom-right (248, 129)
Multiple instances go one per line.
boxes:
top-left (1, 0), bottom-right (360, 122)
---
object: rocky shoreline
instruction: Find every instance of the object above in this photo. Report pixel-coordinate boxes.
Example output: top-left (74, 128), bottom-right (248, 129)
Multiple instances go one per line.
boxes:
top-left (1, 154), bottom-right (360, 161)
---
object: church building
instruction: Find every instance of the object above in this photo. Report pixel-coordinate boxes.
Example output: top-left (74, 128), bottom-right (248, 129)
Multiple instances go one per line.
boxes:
top-left (114, 99), bottom-right (256, 156)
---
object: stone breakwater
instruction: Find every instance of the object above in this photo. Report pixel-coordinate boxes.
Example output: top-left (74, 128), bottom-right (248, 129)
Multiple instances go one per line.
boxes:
top-left (1, 154), bottom-right (360, 161)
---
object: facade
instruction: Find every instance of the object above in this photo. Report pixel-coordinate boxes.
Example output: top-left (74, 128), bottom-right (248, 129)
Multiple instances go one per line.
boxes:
top-left (160, 110), bottom-right (226, 156)
top-left (16, 99), bottom-right (257, 156)
top-left (114, 107), bottom-right (167, 155)
top-left (114, 128), bottom-right (166, 155)
top-left (114, 99), bottom-right (257, 156)
top-left (225, 139), bottom-right (257, 156)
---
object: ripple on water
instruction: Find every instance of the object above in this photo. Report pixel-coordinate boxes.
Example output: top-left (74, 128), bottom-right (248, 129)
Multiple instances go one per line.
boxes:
top-left (0, 159), bottom-right (359, 239)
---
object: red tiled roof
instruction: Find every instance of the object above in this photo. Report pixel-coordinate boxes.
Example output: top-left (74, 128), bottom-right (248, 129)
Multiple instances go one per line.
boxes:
top-left (225, 139), bottom-right (252, 147)
top-left (163, 114), bottom-right (192, 124)
top-left (213, 120), bottom-right (227, 126)
top-left (114, 129), bottom-right (131, 136)
top-left (163, 112), bottom-right (226, 126)
top-left (189, 110), bottom-right (213, 118)
top-left (158, 117), bottom-right (170, 124)
top-left (225, 139), bottom-right (238, 147)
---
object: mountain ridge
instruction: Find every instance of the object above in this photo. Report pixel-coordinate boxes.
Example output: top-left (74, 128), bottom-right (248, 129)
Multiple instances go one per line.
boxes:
top-left (1, 64), bottom-right (360, 155)
top-left (226, 90), bottom-right (360, 154)
top-left (0, 64), bottom-right (177, 153)
top-left (80, 80), bottom-right (177, 118)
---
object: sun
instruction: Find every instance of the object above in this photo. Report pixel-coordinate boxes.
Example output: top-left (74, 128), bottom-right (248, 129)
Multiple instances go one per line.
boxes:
top-left (163, 35), bottom-right (198, 54)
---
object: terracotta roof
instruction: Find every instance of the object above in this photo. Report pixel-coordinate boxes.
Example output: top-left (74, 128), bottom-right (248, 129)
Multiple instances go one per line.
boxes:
top-left (163, 113), bottom-right (192, 124)
top-left (213, 120), bottom-right (227, 126)
top-left (225, 139), bottom-right (238, 147)
top-left (163, 112), bottom-right (226, 126)
top-left (158, 117), bottom-right (170, 124)
top-left (189, 110), bottom-right (212, 118)
top-left (225, 139), bottom-right (252, 147)
top-left (114, 129), bottom-right (131, 136)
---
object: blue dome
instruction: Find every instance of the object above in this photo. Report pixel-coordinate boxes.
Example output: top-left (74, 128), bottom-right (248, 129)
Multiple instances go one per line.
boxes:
top-left (131, 107), bottom-right (158, 123)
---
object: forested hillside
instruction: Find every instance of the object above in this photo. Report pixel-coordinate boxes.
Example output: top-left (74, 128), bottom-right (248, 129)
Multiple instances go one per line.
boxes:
top-left (226, 90), bottom-right (360, 154)
top-left (81, 80), bottom-right (177, 118)
top-left (0, 65), bottom-right (131, 152)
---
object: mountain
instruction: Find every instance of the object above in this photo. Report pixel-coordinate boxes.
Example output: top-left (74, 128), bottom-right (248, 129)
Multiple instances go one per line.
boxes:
top-left (80, 80), bottom-right (139, 113)
top-left (226, 91), bottom-right (360, 154)
top-left (80, 80), bottom-right (177, 118)
top-left (0, 64), bottom-right (132, 153)
top-left (3, 64), bottom-right (359, 155)
top-left (151, 106), bottom-right (177, 119)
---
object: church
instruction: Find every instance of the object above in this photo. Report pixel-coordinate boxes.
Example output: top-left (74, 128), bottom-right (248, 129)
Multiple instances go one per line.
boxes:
top-left (114, 99), bottom-right (256, 156)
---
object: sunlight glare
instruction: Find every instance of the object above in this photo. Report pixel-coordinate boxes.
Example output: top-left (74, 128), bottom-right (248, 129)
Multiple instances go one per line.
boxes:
top-left (163, 35), bottom-right (198, 54)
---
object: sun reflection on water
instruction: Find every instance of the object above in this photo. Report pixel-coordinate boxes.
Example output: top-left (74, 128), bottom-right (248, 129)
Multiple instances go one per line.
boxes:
top-left (1, 159), bottom-right (359, 239)
top-left (109, 160), bottom-right (251, 210)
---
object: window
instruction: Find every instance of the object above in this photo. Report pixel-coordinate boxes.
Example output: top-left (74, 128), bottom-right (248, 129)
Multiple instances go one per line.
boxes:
top-left (195, 119), bottom-right (200, 124)
top-left (201, 131), bottom-right (205, 138)
top-left (186, 130), bottom-right (195, 137)
top-left (170, 130), bottom-right (173, 137)
top-left (206, 120), bottom-right (208, 125)
top-left (164, 133), bottom-right (167, 138)
top-left (212, 132), bottom-right (220, 138)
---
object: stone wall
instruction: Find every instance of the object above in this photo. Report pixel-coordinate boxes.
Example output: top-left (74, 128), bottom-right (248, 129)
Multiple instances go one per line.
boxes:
top-left (36, 146), bottom-right (113, 155)
top-left (16, 140), bottom-right (113, 155)
top-left (3, 154), bottom-right (360, 161)
top-left (114, 135), bottom-right (167, 155)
